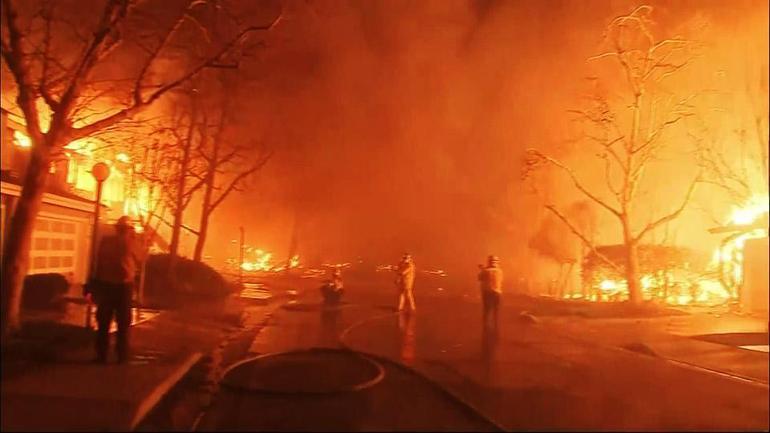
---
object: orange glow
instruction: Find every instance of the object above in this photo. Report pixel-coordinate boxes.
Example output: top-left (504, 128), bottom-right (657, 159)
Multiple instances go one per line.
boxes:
top-left (729, 195), bottom-right (769, 226)
top-left (708, 194), bottom-right (769, 296)
top-left (36, 98), bottom-right (51, 133)
top-left (12, 130), bottom-right (31, 148)
top-left (241, 250), bottom-right (301, 272)
top-left (588, 195), bottom-right (768, 305)
top-left (64, 138), bottom-right (96, 156)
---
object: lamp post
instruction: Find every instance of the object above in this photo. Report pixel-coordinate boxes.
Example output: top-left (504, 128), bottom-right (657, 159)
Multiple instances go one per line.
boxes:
top-left (85, 162), bottom-right (111, 329)
top-left (239, 226), bottom-right (245, 286)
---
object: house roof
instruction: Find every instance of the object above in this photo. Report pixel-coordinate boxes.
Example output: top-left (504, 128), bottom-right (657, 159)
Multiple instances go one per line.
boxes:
top-left (1, 169), bottom-right (98, 206)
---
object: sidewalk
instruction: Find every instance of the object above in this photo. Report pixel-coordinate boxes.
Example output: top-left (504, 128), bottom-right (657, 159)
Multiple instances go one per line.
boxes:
top-left (540, 311), bottom-right (769, 383)
top-left (1, 296), bottom-right (273, 432)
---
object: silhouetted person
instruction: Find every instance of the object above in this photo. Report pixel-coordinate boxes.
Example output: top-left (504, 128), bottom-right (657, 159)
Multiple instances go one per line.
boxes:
top-left (87, 216), bottom-right (141, 364)
top-left (320, 268), bottom-right (344, 305)
top-left (396, 253), bottom-right (416, 311)
top-left (479, 255), bottom-right (503, 329)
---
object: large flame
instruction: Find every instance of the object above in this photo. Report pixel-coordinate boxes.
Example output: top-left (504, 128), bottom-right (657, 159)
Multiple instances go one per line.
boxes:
top-left (730, 195), bottom-right (769, 225)
top-left (585, 195), bottom-right (768, 306)
top-left (240, 249), bottom-right (301, 273)
top-left (709, 194), bottom-right (769, 298)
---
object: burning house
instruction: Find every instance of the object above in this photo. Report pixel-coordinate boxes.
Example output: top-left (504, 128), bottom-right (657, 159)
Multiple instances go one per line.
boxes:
top-left (0, 106), bottom-right (162, 291)
top-left (578, 196), bottom-right (769, 308)
top-left (708, 199), bottom-right (769, 315)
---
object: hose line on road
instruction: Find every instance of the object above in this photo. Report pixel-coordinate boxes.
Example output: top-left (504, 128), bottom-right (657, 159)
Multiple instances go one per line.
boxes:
top-left (219, 348), bottom-right (386, 395)
top-left (338, 311), bottom-right (508, 432)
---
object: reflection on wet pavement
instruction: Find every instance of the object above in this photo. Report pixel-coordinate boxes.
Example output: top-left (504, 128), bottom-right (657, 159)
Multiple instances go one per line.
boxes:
top-left (481, 326), bottom-right (499, 385)
top-left (399, 311), bottom-right (416, 365)
top-left (129, 349), bottom-right (166, 365)
top-left (240, 283), bottom-right (271, 300)
top-left (320, 307), bottom-right (341, 347)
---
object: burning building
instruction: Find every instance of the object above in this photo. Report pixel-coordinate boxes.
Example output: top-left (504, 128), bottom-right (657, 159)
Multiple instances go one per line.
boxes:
top-left (578, 196), bottom-right (769, 307)
top-left (0, 106), bottom-right (163, 290)
top-left (708, 196), bottom-right (769, 314)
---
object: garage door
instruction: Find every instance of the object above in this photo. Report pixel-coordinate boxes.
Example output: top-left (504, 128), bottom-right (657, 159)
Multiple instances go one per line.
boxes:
top-left (29, 216), bottom-right (82, 277)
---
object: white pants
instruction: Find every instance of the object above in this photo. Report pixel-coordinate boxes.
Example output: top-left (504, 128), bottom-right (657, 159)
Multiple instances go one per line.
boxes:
top-left (398, 288), bottom-right (416, 311)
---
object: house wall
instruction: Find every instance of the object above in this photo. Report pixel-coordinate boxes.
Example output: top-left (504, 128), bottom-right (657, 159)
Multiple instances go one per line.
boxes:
top-left (743, 236), bottom-right (769, 316)
top-left (0, 110), bottom-right (11, 170)
top-left (1, 183), bottom-right (96, 293)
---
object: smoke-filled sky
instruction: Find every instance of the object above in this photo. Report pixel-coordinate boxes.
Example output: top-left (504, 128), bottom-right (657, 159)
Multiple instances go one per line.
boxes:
top-left (187, 0), bottom-right (767, 282)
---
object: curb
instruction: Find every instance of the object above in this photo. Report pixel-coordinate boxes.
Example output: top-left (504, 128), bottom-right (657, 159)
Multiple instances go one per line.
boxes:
top-left (129, 352), bottom-right (203, 431)
top-left (541, 321), bottom-right (770, 389)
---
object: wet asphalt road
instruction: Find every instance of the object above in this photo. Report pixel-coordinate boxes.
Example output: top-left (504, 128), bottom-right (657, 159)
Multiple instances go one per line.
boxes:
top-left (148, 271), bottom-right (770, 431)
top-left (197, 353), bottom-right (500, 432)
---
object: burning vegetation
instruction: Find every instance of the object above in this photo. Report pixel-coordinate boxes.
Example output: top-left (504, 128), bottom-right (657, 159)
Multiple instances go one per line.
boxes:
top-left (581, 195), bottom-right (769, 306)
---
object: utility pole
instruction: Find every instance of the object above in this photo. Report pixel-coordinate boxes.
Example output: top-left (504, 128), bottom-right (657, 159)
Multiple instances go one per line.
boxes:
top-left (239, 226), bottom-right (245, 286)
top-left (85, 162), bottom-right (110, 329)
top-left (285, 208), bottom-right (299, 274)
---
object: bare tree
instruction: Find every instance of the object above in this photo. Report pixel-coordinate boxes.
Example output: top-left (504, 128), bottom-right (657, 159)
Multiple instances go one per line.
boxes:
top-left (524, 5), bottom-right (704, 305)
top-left (166, 90), bottom-right (207, 260)
top-left (529, 200), bottom-right (597, 298)
top-left (0, 0), bottom-right (280, 337)
top-left (695, 64), bottom-right (769, 213)
top-left (191, 100), bottom-right (272, 262)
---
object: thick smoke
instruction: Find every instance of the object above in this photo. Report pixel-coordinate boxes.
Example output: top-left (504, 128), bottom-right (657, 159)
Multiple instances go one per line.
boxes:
top-left (207, 0), bottom-right (767, 291)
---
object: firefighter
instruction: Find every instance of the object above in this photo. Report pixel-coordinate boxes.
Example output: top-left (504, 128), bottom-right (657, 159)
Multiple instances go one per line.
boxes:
top-left (321, 267), bottom-right (344, 305)
top-left (86, 216), bottom-right (142, 364)
top-left (396, 253), bottom-right (416, 311)
top-left (479, 255), bottom-right (503, 329)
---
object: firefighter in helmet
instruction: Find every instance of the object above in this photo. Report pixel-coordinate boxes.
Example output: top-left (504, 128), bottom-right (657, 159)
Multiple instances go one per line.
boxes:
top-left (396, 253), bottom-right (416, 311)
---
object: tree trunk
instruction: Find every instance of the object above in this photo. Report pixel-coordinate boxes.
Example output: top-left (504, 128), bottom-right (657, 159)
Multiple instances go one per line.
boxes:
top-left (622, 219), bottom-right (643, 304)
top-left (168, 110), bottom-right (196, 260)
top-left (168, 197), bottom-right (184, 258)
top-left (192, 209), bottom-right (210, 262)
top-left (193, 120), bottom-right (219, 263)
top-left (1, 145), bottom-right (52, 338)
top-left (192, 186), bottom-right (211, 262)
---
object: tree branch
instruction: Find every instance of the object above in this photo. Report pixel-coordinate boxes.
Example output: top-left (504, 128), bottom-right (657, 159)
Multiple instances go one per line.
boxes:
top-left (1, 0), bottom-right (44, 141)
top-left (57, 0), bottom-right (131, 121)
top-left (544, 204), bottom-right (624, 275)
top-left (209, 149), bottom-right (272, 211)
top-left (634, 173), bottom-right (700, 242)
top-left (66, 14), bottom-right (281, 142)
top-left (527, 149), bottom-right (622, 217)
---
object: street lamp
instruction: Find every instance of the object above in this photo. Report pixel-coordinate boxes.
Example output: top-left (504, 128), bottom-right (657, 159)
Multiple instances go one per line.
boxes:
top-left (239, 226), bottom-right (245, 286)
top-left (85, 162), bottom-right (111, 329)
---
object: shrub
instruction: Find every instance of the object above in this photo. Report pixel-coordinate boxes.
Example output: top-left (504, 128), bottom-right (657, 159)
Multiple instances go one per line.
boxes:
top-left (22, 273), bottom-right (69, 310)
top-left (143, 254), bottom-right (234, 308)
